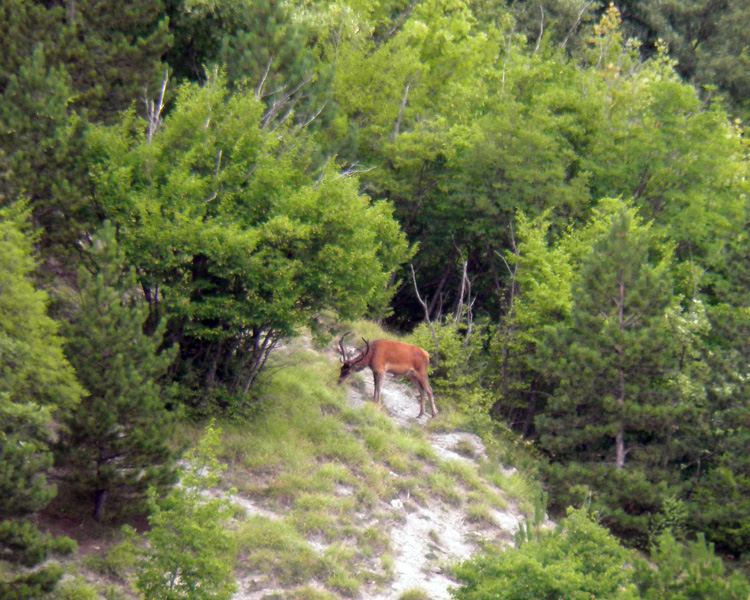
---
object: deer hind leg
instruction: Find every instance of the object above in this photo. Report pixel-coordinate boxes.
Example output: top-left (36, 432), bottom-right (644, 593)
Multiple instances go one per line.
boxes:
top-left (425, 380), bottom-right (437, 416)
top-left (406, 372), bottom-right (427, 418)
top-left (417, 373), bottom-right (437, 417)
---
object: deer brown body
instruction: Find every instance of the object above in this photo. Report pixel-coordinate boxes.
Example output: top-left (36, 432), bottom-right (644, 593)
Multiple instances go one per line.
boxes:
top-left (338, 334), bottom-right (437, 418)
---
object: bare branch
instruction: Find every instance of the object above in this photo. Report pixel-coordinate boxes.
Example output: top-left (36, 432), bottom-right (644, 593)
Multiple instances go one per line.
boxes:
top-left (262, 74), bottom-right (316, 130)
top-left (410, 263), bottom-right (440, 368)
top-left (392, 82), bottom-right (410, 140)
top-left (256, 54), bottom-right (274, 100)
top-left (145, 69), bottom-right (169, 144)
top-left (214, 149), bottom-right (222, 178)
top-left (300, 101), bottom-right (327, 129)
top-left (493, 249), bottom-right (515, 279)
top-left (339, 162), bottom-right (377, 178)
top-left (534, 5), bottom-right (545, 55)
top-left (562, 2), bottom-right (594, 51)
top-left (382, 0), bottom-right (420, 43)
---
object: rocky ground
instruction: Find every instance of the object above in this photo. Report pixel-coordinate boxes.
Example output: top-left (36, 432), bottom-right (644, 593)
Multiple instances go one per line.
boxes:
top-left (228, 365), bottom-right (528, 600)
top-left (346, 374), bottom-right (524, 600)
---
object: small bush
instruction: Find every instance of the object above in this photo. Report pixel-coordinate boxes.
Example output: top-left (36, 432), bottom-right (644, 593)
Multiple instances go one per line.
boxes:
top-left (322, 545), bottom-right (360, 596)
top-left (466, 502), bottom-right (496, 527)
top-left (287, 585), bottom-right (338, 600)
top-left (52, 578), bottom-right (100, 600)
top-left (399, 588), bottom-right (430, 600)
top-left (326, 570), bottom-right (360, 596)
top-left (439, 460), bottom-right (484, 492)
top-left (81, 542), bottom-right (135, 580)
top-left (454, 508), bottom-right (636, 600)
top-left (357, 526), bottom-right (390, 557)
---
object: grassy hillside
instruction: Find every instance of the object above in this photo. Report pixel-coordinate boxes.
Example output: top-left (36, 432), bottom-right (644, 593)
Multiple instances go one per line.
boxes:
top-left (45, 325), bottom-right (542, 600)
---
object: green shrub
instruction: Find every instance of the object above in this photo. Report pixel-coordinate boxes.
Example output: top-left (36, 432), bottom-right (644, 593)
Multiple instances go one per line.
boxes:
top-left (466, 501), bottom-right (496, 527)
top-left (287, 585), bottom-right (338, 600)
top-left (454, 508), bottom-right (636, 600)
top-left (399, 588), bottom-right (429, 600)
top-left (81, 542), bottom-right (135, 580)
top-left (634, 531), bottom-right (750, 600)
top-left (407, 319), bottom-right (487, 398)
top-left (426, 472), bottom-right (462, 506)
top-left (52, 578), bottom-right (99, 600)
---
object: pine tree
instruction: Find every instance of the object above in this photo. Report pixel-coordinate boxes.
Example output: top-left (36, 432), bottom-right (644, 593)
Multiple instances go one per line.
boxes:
top-left (59, 226), bottom-right (179, 521)
top-left (0, 43), bottom-right (90, 253)
top-left (536, 200), bottom-right (706, 542)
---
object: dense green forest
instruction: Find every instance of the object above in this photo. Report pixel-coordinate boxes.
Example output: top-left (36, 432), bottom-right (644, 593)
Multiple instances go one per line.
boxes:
top-left (2, 0), bottom-right (750, 597)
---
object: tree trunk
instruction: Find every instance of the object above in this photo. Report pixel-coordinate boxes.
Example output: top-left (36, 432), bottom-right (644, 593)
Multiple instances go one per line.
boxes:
top-left (522, 385), bottom-right (538, 437)
top-left (615, 276), bottom-right (626, 470)
top-left (93, 489), bottom-right (107, 521)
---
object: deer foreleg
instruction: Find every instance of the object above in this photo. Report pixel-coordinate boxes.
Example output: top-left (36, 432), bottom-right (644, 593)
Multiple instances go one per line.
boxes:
top-left (372, 370), bottom-right (383, 406)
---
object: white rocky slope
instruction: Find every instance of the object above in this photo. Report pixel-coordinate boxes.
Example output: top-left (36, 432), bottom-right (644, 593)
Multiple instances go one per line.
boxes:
top-left (231, 369), bottom-right (529, 600)
top-left (348, 375), bottom-right (524, 600)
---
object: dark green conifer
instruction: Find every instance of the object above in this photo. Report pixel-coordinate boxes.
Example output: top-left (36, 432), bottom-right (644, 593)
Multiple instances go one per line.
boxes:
top-left (59, 225), bottom-right (179, 521)
top-left (536, 201), bottom-right (706, 542)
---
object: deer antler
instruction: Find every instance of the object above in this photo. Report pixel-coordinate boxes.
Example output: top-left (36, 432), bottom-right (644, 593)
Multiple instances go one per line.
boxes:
top-left (338, 332), bottom-right (353, 362)
top-left (350, 338), bottom-right (370, 367)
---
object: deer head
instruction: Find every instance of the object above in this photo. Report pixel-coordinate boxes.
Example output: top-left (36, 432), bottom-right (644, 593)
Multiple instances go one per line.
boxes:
top-left (338, 333), bottom-right (370, 383)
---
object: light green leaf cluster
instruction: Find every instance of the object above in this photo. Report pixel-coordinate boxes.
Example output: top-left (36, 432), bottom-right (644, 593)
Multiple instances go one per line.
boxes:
top-left (454, 508), bottom-right (638, 600)
top-left (89, 72), bottom-right (410, 401)
top-left (0, 203), bottom-right (81, 595)
top-left (130, 425), bottom-right (237, 600)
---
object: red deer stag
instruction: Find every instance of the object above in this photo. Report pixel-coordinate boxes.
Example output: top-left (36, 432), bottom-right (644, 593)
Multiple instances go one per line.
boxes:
top-left (338, 333), bottom-right (437, 418)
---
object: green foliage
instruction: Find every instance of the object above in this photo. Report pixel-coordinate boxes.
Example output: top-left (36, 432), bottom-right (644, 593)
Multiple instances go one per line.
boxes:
top-left (648, 495), bottom-right (689, 545)
top-left (407, 318), bottom-right (486, 402)
top-left (455, 508), bottom-right (750, 600)
top-left (690, 463), bottom-right (750, 558)
top-left (454, 508), bottom-right (637, 600)
top-left (167, 0), bottom-right (320, 99)
top-left (0, 0), bottom-right (171, 121)
top-left (0, 203), bottom-right (81, 598)
top-left (51, 577), bottom-right (100, 600)
top-left (532, 200), bottom-right (706, 542)
top-left (603, 0), bottom-right (750, 119)
top-left (634, 531), bottom-right (750, 600)
top-left (89, 72), bottom-right (410, 409)
top-left (399, 589), bottom-right (429, 600)
top-left (0, 203), bottom-right (83, 429)
top-left (0, 561), bottom-right (65, 600)
top-left (58, 225), bottom-right (179, 520)
top-left (514, 490), bottom-right (548, 548)
top-left (489, 210), bottom-right (574, 433)
top-left (2, 0), bottom-right (750, 569)
top-left (128, 424), bottom-right (238, 600)
top-left (0, 42), bottom-right (89, 252)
